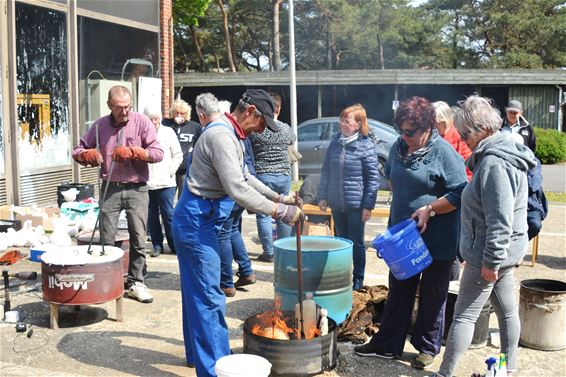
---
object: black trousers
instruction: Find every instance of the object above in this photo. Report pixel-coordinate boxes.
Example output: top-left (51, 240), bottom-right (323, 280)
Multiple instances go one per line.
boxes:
top-left (369, 259), bottom-right (453, 356)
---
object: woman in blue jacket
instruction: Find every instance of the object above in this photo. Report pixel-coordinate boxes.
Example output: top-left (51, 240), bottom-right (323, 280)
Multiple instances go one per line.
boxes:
top-left (318, 104), bottom-right (380, 291)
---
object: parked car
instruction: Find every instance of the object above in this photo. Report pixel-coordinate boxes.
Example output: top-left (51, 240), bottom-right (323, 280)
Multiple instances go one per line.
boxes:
top-left (297, 117), bottom-right (398, 188)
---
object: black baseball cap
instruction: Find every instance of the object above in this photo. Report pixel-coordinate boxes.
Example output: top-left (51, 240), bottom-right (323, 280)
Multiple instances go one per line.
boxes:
top-left (241, 89), bottom-right (280, 132)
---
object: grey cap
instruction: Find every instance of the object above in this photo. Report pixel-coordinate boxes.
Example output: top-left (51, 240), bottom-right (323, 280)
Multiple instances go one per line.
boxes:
top-left (506, 100), bottom-right (523, 112)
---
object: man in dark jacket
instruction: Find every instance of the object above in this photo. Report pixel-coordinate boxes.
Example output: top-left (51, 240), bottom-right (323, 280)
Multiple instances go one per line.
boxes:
top-left (501, 100), bottom-right (536, 152)
top-left (162, 98), bottom-right (201, 197)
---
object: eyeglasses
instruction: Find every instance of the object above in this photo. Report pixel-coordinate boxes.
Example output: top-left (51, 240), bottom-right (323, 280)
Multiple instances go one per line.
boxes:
top-left (111, 104), bottom-right (132, 112)
top-left (398, 127), bottom-right (421, 137)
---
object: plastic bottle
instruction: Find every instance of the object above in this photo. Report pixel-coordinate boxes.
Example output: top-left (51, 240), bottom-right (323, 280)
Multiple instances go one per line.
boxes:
top-left (484, 356), bottom-right (497, 377)
top-left (498, 353), bottom-right (508, 377)
top-left (319, 308), bottom-right (329, 336)
top-left (295, 292), bottom-right (319, 339)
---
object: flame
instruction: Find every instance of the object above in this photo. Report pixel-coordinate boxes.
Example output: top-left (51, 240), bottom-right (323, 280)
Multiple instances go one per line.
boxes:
top-left (250, 297), bottom-right (321, 340)
top-left (250, 297), bottom-right (292, 340)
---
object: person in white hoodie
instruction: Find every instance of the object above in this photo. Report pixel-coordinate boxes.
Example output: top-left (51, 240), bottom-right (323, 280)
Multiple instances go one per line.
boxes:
top-left (144, 106), bottom-right (183, 257)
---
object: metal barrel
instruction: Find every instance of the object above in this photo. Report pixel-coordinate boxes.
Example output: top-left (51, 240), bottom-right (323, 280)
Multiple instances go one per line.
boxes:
top-left (274, 236), bottom-right (353, 324)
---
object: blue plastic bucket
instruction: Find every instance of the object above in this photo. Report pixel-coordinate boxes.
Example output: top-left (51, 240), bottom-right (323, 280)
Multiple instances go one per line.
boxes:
top-left (372, 219), bottom-right (432, 280)
top-left (274, 236), bottom-right (353, 324)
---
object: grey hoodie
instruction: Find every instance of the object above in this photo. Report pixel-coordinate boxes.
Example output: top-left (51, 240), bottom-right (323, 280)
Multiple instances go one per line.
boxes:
top-left (460, 132), bottom-right (537, 270)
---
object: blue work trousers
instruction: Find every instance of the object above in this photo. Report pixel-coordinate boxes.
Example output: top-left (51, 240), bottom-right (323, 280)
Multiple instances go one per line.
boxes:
top-left (148, 187), bottom-right (176, 252)
top-left (331, 207), bottom-right (366, 286)
top-left (172, 189), bottom-right (234, 377)
top-left (256, 173), bottom-right (292, 256)
top-left (367, 260), bottom-right (453, 357)
top-left (219, 205), bottom-right (253, 288)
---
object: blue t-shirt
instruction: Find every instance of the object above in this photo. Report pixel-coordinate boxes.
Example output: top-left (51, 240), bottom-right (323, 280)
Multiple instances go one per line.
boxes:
top-left (385, 137), bottom-right (467, 260)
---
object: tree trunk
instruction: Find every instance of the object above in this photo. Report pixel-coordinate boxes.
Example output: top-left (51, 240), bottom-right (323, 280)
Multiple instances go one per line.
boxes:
top-left (216, 0), bottom-right (236, 72)
top-left (272, 0), bottom-right (282, 71)
top-left (376, 30), bottom-right (385, 69)
top-left (189, 25), bottom-right (206, 71)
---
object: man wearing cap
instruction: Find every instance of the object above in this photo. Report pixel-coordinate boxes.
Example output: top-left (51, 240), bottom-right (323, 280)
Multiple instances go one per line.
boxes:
top-left (502, 99), bottom-right (536, 152)
top-left (249, 91), bottom-right (297, 263)
top-left (172, 89), bottom-right (304, 377)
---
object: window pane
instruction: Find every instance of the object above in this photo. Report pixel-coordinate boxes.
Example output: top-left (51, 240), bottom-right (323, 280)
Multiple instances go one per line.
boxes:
top-left (78, 16), bottom-right (158, 134)
top-left (16, 3), bottom-right (69, 172)
top-left (299, 123), bottom-right (326, 142)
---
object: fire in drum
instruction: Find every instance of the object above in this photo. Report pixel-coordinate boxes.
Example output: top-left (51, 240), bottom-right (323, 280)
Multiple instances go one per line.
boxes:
top-left (41, 245), bottom-right (124, 305)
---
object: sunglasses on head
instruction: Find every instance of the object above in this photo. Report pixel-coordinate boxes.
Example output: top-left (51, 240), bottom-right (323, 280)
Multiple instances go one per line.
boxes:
top-left (398, 127), bottom-right (420, 137)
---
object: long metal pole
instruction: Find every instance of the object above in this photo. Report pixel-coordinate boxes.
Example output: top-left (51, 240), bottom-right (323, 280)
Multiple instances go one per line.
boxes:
top-left (288, 0), bottom-right (299, 182)
top-left (295, 192), bottom-right (305, 339)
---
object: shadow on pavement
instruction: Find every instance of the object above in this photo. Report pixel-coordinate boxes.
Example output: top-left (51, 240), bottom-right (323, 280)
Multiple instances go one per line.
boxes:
top-left (145, 270), bottom-right (181, 291)
top-left (57, 331), bottom-right (186, 377)
top-left (14, 301), bottom-right (109, 329)
top-left (523, 254), bottom-right (566, 270)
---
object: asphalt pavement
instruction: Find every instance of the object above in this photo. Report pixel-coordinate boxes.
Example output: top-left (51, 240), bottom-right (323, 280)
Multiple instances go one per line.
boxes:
top-left (541, 163), bottom-right (566, 193)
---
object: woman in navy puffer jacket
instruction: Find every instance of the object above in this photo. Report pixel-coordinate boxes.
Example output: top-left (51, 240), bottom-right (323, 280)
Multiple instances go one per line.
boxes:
top-left (318, 104), bottom-right (381, 291)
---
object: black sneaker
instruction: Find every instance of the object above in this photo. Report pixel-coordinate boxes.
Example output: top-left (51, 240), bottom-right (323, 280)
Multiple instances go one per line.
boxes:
top-left (353, 343), bottom-right (395, 359)
top-left (256, 254), bottom-right (274, 263)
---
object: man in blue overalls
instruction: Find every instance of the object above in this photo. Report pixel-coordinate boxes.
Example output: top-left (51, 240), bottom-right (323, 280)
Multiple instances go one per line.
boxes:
top-left (172, 89), bottom-right (304, 377)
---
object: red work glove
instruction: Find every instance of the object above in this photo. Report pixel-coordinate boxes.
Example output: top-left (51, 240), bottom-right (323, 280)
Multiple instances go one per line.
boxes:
top-left (129, 146), bottom-right (150, 161)
top-left (111, 146), bottom-right (133, 162)
top-left (272, 203), bottom-right (305, 225)
top-left (76, 149), bottom-right (103, 166)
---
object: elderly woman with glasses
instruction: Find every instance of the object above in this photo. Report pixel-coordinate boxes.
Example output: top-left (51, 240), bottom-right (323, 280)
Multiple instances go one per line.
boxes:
top-left (354, 97), bottom-right (467, 370)
top-left (318, 103), bottom-right (381, 291)
top-left (430, 96), bottom-right (536, 377)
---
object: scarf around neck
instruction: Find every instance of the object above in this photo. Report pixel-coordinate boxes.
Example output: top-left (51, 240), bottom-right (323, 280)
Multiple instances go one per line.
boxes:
top-left (338, 132), bottom-right (359, 145)
top-left (396, 128), bottom-right (439, 167)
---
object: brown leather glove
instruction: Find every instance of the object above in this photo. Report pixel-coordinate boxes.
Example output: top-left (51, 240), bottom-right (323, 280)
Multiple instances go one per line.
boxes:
top-left (272, 203), bottom-right (305, 225)
top-left (76, 149), bottom-right (103, 166)
top-left (111, 146), bottom-right (133, 162)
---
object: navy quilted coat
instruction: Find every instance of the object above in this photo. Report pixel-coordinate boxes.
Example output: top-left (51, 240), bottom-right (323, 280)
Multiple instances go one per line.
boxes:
top-left (318, 134), bottom-right (381, 211)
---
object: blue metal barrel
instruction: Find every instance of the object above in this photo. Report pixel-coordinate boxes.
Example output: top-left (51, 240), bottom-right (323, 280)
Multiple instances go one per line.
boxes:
top-left (274, 236), bottom-right (353, 324)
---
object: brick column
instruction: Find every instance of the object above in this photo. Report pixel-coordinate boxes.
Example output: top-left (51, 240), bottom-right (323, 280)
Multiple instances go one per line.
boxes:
top-left (160, 0), bottom-right (173, 118)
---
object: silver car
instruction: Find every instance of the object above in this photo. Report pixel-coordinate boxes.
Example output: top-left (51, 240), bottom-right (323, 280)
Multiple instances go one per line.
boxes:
top-left (297, 117), bottom-right (398, 184)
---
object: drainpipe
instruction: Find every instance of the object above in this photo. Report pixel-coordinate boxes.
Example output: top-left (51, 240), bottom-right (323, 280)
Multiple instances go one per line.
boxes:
top-left (556, 85), bottom-right (564, 132)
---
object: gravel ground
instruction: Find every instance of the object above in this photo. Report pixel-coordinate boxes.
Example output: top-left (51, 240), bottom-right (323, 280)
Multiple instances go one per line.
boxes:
top-left (0, 202), bottom-right (564, 377)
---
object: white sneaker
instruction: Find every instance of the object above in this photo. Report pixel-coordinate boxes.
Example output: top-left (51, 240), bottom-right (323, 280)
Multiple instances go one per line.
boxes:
top-left (128, 282), bottom-right (153, 303)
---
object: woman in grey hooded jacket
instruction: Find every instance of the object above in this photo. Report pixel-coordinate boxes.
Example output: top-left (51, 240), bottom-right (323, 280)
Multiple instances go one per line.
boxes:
top-left (432, 96), bottom-right (536, 377)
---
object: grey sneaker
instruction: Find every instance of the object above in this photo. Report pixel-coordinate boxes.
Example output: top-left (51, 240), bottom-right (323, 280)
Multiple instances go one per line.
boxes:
top-left (411, 352), bottom-right (435, 369)
top-left (128, 282), bottom-right (153, 303)
top-left (353, 343), bottom-right (395, 359)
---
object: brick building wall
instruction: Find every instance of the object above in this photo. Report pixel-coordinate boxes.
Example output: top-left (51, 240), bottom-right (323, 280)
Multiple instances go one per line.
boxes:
top-left (160, 0), bottom-right (173, 118)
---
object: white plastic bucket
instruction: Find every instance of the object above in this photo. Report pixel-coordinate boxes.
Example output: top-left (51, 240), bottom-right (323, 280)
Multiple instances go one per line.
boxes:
top-left (215, 354), bottom-right (272, 377)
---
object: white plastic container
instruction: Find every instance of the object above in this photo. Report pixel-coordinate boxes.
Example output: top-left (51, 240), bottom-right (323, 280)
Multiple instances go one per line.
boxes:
top-left (214, 354), bottom-right (271, 377)
top-left (4, 310), bottom-right (19, 323)
top-left (295, 292), bottom-right (319, 339)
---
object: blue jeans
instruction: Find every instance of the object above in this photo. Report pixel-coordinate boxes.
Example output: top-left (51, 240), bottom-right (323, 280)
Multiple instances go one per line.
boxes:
top-left (256, 173), bottom-right (292, 256)
top-left (331, 208), bottom-right (366, 285)
top-left (172, 190), bottom-right (234, 377)
top-left (219, 205), bottom-right (253, 288)
top-left (439, 264), bottom-right (520, 376)
top-left (148, 187), bottom-right (176, 252)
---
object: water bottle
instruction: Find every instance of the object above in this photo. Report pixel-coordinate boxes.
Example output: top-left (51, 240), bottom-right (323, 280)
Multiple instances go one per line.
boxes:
top-left (295, 292), bottom-right (319, 339)
top-left (498, 353), bottom-right (508, 377)
top-left (319, 308), bottom-right (329, 336)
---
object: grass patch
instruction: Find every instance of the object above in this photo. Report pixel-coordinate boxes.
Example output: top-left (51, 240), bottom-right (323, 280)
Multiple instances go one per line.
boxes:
top-left (545, 191), bottom-right (566, 204)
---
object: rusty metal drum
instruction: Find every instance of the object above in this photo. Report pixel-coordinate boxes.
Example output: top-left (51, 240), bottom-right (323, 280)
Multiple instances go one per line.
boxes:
top-left (41, 245), bottom-right (124, 305)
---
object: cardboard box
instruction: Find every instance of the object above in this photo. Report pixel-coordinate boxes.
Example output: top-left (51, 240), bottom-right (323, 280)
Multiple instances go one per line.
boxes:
top-left (13, 206), bottom-right (60, 231)
top-left (0, 205), bottom-right (15, 220)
